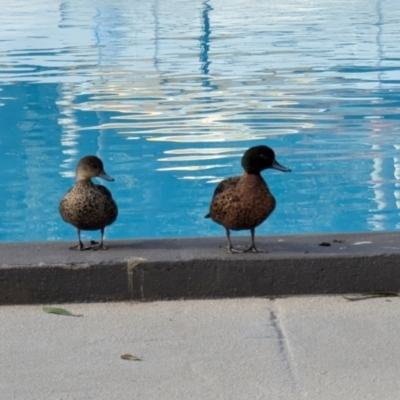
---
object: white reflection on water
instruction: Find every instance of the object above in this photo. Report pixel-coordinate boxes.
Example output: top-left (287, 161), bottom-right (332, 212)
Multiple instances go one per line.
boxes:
top-left (156, 164), bottom-right (229, 172)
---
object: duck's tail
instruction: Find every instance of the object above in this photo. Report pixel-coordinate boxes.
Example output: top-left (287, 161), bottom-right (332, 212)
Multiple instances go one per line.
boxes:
top-left (205, 213), bottom-right (211, 218)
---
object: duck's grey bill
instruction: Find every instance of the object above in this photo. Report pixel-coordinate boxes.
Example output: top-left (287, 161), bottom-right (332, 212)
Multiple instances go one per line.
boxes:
top-left (98, 171), bottom-right (115, 181)
top-left (272, 160), bottom-right (291, 172)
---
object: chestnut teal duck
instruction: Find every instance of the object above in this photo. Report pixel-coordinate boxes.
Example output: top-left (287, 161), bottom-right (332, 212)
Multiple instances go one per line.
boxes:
top-left (206, 145), bottom-right (290, 253)
top-left (59, 155), bottom-right (118, 250)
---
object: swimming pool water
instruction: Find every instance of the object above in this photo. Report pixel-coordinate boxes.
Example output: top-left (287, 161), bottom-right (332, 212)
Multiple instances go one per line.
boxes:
top-left (1, 0), bottom-right (400, 242)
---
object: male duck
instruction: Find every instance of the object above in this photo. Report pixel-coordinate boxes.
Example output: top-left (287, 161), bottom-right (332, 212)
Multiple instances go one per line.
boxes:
top-left (206, 145), bottom-right (290, 253)
top-left (59, 155), bottom-right (118, 250)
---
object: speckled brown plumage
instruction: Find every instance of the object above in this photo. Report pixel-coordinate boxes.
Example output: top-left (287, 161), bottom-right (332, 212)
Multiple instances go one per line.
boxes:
top-left (209, 174), bottom-right (276, 230)
top-left (206, 145), bottom-right (290, 253)
top-left (59, 155), bottom-right (118, 250)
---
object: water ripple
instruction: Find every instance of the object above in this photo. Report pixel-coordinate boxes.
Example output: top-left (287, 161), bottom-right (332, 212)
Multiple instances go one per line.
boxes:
top-left (1, 0), bottom-right (400, 241)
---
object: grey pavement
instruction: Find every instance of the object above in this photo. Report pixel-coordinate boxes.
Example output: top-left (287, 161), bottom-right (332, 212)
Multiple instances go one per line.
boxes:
top-left (1, 296), bottom-right (400, 400)
top-left (1, 232), bottom-right (400, 304)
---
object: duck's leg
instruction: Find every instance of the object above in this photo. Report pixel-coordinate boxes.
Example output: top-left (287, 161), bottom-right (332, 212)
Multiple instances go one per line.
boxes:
top-left (225, 228), bottom-right (245, 253)
top-left (91, 228), bottom-right (108, 250)
top-left (244, 228), bottom-right (266, 253)
top-left (69, 229), bottom-right (91, 251)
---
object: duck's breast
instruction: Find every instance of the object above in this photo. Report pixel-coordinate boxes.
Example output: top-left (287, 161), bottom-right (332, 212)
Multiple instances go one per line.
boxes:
top-left (59, 182), bottom-right (117, 230)
top-left (210, 174), bottom-right (275, 230)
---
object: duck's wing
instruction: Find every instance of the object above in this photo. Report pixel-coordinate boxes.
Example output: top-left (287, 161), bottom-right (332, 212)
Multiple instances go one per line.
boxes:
top-left (59, 186), bottom-right (73, 213)
top-left (212, 177), bottom-right (240, 196)
top-left (96, 184), bottom-right (118, 224)
top-left (205, 177), bottom-right (240, 218)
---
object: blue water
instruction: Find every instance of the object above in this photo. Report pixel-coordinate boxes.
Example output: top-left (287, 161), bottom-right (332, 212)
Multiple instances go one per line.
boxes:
top-left (1, 0), bottom-right (400, 242)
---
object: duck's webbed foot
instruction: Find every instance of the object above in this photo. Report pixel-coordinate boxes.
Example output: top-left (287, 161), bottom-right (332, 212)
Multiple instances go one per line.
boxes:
top-left (90, 228), bottom-right (108, 250)
top-left (227, 245), bottom-right (246, 254)
top-left (69, 243), bottom-right (91, 251)
top-left (243, 228), bottom-right (267, 253)
top-left (225, 228), bottom-right (247, 253)
top-left (91, 243), bottom-right (108, 250)
top-left (243, 244), bottom-right (266, 253)
top-left (69, 229), bottom-right (93, 250)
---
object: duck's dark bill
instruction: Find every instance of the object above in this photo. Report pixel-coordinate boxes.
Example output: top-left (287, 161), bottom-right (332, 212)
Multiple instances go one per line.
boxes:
top-left (271, 160), bottom-right (291, 172)
top-left (98, 172), bottom-right (115, 181)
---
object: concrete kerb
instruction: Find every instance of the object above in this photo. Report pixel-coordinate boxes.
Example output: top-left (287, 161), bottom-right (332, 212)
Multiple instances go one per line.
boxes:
top-left (1, 232), bottom-right (400, 304)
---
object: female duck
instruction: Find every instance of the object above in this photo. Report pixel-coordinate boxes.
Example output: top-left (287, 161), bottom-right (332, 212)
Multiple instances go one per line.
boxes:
top-left (59, 155), bottom-right (118, 250)
top-left (206, 145), bottom-right (290, 253)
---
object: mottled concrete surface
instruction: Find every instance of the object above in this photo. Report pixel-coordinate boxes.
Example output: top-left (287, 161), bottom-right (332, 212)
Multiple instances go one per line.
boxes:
top-left (1, 297), bottom-right (400, 400)
top-left (1, 232), bottom-right (400, 304)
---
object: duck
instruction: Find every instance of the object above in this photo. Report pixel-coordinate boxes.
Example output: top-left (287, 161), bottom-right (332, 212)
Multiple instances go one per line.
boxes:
top-left (59, 155), bottom-right (118, 250)
top-left (206, 145), bottom-right (290, 253)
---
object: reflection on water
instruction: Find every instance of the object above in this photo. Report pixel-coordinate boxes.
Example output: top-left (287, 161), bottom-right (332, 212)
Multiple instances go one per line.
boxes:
top-left (1, 0), bottom-right (400, 241)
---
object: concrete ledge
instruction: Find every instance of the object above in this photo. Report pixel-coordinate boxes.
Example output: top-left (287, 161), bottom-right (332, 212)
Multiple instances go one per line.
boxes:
top-left (1, 232), bottom-right (400, 304)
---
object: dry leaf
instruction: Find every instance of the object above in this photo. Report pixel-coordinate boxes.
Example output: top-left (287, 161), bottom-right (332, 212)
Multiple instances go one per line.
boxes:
top-left (342, 292), bottom-right (399, 301)
top-left (121, 354), bottom-right (142, 361)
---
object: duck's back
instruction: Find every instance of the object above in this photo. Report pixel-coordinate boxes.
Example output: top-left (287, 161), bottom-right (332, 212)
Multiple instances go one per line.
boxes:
top-left (59, 181), bottom-right (118, 231)
top-left (209, 174), bottom-right (276, 230)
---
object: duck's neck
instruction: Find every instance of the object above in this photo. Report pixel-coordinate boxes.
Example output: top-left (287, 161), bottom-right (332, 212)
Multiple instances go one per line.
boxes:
top-left (243, 171), bottom-right (263, 178)
top-left (76, 177), bottom-right (93, 184)
top-left (243, 171), bottom-right (266, 184)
